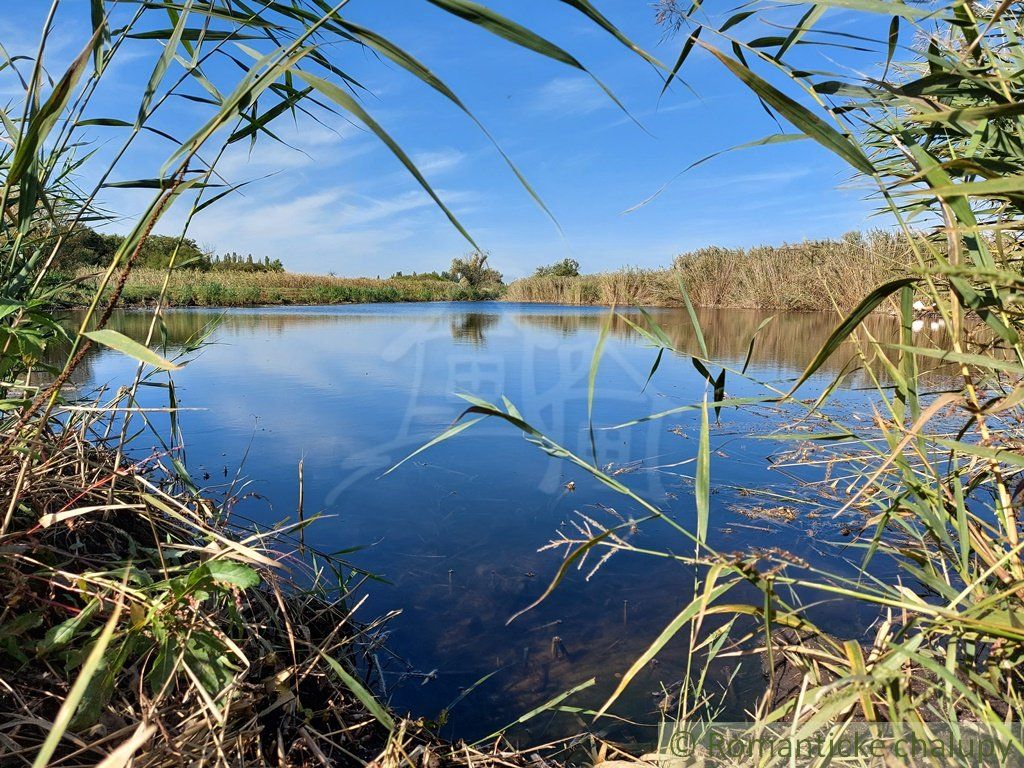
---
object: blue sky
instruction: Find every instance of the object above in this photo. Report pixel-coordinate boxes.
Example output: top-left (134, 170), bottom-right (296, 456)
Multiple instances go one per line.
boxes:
top-left (2, 1), bottom-right (885, 278)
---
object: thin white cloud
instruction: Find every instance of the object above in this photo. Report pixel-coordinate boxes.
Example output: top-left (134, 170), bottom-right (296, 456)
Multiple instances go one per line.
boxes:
top-left (180, 183), bottom-right (476, 273)
top-left (530, 76), bottom-right (610, 116)
top-left (411, 148), bottom-right (466, 176)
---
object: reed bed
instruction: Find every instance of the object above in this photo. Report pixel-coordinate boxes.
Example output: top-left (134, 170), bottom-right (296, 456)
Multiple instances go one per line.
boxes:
top-left (504, 232), bottom-right (912, 310)
top-left (65, 269), bottom-right (495, 307)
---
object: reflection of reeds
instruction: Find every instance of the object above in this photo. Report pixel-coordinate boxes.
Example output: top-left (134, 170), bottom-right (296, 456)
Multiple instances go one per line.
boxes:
top-left (515, 307), bottom-right (963, 383)
top-left (504, 231), bottom-right (912, 311)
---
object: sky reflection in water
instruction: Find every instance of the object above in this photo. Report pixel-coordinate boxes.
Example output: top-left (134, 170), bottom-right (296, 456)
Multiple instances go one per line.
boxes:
top-left (73, 303), bottom-right (923, 744)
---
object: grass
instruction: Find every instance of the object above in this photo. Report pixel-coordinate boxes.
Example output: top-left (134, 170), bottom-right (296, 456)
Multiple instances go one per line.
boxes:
top-left (0, 406), bottom-right (575, 766)
top-left (7, 0), bottom-right (1024, 762)
top-left (64, 268), bottom-right (498, 307)
top-left (0, 408), bottom-right (389, 765)
top-left (504, 231), bottom-right (912, 311)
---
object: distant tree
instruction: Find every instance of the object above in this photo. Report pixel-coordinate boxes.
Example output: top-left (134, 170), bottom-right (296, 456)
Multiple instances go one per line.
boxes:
top-left (136, 235), bottom-right (210, 270)
top-left (59, 227), bottom-right (120, 268)
top-left (534, 258), bottom-right (580, 278)
top-left (449, 251), bottom-right (503, 288)
top-left (57, 227), bottom-right (210, 270)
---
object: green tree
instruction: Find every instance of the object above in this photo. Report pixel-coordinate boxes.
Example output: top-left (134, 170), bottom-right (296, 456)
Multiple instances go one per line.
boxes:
top-left (534, 258), bottom-right (580, 277)
top-left (449, 251), bottom-right (503, 289)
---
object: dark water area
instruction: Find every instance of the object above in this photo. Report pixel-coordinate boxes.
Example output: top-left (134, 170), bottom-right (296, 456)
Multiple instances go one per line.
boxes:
top-left (66, 303), bottom-right (944, 746)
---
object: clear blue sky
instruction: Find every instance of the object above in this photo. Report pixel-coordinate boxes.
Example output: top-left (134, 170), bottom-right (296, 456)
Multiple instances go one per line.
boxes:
top-left (2, 1), bottom-right (883, 278)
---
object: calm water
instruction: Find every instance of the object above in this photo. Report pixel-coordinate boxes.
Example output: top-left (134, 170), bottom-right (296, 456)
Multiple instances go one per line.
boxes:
top-left (71, 303), bottom-right (924, 744)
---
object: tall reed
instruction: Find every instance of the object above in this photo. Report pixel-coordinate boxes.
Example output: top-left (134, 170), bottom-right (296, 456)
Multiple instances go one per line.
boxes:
top-left (504, 231), bottom-right (912, 310)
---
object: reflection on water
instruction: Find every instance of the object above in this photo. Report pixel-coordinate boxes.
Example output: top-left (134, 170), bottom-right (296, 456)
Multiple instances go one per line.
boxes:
top-left (70, 303), bottom-right (942, 745)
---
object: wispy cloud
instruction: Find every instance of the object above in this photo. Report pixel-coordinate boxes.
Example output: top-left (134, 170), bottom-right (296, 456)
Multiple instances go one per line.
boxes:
top-left (529, 76), bottom-right (610, 116)
top-left (411, 148), bottom-right (466, 176)
top-left (180, 184), bottom-right (476, 273)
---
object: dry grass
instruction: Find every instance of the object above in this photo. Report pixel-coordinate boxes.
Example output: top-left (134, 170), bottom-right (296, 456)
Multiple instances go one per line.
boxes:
top-left (504, 231), bottom-right (912, 310)
top-left (0, 413), bottom-right (563, 767)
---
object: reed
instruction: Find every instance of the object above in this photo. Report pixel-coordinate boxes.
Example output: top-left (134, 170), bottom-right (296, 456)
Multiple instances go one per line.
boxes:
top-left (0, 1), bottom-right (651, 765)
top-left (504, 231), bottom-right (912, 310)
top-left (66, 268), bottom-right (496, 307)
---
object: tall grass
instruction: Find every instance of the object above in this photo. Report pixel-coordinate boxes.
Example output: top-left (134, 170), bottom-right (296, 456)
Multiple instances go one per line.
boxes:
top-left (504, 231), bottom-right (911, 310)
top-left (68, 268), bottom-right (497, 307)
top-left (403, 0), bottom-right (1024, 755)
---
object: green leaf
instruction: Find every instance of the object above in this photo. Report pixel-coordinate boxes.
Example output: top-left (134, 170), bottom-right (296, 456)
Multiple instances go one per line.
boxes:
top-left (661, 27), bottom-right (701, 97)
top-left (776, 5), bottom-right (826, 61)
top-left (587, 309), bottom-right (613, 462)
top-left (675, 273), bottom-right (707, 358)
top-left (33, 586), bottom-right (127, 768)
top-left (787, 277), bottom-right (917, 394)
top-left (139, 0), bottom-right (191, 126)
top-left (296, 70), bottom-right (479, 249)
top-left (319, 651), bottom-right (395, 731)
top-left (595, 573), bottom-right (735, 717)
top-left (556, 0), bottom-right (662, 68)
top-left (884, 15), bottom-right (899, 77)
top-left (507, 531), bottom-right (614, 625)
top-left (382, 416), bottom-right (485, 476)
top-left (696, 398), bottom-right (710, 546)
top-left (83, 329), bottom-right (180, 370)
top-left (201, 561), bottom-right (260, 590)
top-left (425, 0), bottom-right (637, 124)
top-left (697, 40), bottom-right (875, 176)
top-left (742, 315), bottom-right (775, 374)
top-left (8, 29), bottom-right (100, 189)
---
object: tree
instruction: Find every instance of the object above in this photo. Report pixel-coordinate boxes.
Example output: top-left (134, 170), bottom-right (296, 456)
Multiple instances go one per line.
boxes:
top-left (449, 251), bottom-right (503, 288)
top-left (534, 258), bottom-right (580, 278)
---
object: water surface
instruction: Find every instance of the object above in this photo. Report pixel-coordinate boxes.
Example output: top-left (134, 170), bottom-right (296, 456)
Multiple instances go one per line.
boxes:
top-left (73, 303), bottom-right (934, 744)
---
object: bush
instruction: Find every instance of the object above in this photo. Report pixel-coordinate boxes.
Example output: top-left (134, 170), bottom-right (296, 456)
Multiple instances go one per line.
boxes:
top-left (534, 258), bottom-right (580, 278)
top-left (449, 251), bottom-right (503, 290)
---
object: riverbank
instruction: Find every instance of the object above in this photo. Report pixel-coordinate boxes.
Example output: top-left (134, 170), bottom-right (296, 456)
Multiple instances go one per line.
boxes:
top-left (505, 232), bottom-right (912, 312)
top-left (64, 232), bottom-right (912, 311)
top-left (0, 417), bottom-right (542, 766)
top-left (67, 268), bottom-right (499, 307)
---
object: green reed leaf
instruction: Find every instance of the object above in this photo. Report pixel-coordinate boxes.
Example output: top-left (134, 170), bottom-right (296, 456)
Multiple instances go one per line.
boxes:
top-left (787, 276), bottom-right (917, 395)
top-left (319, 651), bottom-right (395, 731)
top-left (84, 330), bottom-right (180, 371)
top-left (696, 40), bottom-right (875, 176)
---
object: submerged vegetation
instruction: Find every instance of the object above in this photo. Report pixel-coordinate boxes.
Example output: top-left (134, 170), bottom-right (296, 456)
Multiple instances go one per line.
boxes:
top-left (505, 231), bottom-right (912, 310)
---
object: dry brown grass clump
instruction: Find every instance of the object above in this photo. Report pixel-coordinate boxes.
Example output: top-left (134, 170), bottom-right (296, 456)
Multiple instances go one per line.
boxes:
top-left (0, 417), bottom-right (551, 767)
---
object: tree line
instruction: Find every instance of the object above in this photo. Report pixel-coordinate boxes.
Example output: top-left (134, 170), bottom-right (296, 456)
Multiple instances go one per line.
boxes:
top-left (60, 227), bottom-right (284, 273)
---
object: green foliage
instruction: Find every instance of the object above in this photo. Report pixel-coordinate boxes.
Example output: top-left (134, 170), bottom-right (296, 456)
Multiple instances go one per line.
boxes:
top-left (534, 257), bottom-right (580, 278)
top-left (210, 252), bottom-right (284, 273)
top-left (0, 0), bottom-right (653, 763)
top-left (449, 250), bottom-right (504, 291)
